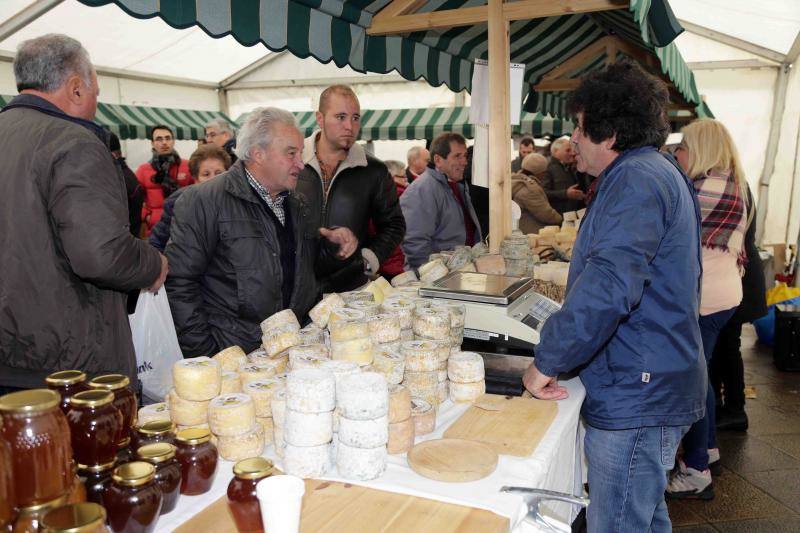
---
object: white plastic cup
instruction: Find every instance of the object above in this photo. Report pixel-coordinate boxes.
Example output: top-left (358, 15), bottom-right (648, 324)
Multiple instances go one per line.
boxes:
top-left (256, 474), bottom-right (306, 533)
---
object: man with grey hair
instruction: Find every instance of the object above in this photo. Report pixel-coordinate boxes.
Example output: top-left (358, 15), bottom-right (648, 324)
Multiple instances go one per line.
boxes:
top-left (543, 135), bottom-right (586, 213)
top-left (204, 118), bottom-right (237, 163)
top-left (166, 107), bottom-right (357, 357)
top-left (405, 145), bottom-right (430, 183)
top-left (0, 34), bottom-right (166, 393)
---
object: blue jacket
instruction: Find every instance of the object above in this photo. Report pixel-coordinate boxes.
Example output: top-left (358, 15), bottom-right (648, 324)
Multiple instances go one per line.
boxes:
top-left (535, 147), bottom-right (706, 430)
top-left (148, 187), bottom-right (186, 252)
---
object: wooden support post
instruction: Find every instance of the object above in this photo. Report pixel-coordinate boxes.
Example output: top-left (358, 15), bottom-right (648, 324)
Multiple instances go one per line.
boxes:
top-left (488, 0), bottom-right (512, 252)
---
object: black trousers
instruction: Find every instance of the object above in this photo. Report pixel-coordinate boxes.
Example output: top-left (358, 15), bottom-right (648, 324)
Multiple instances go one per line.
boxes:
top-left (709, 321), bottom-right (745, 411)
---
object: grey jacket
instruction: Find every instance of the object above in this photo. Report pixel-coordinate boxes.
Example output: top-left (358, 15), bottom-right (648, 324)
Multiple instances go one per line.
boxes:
top-left (400, 167), bottom-right (482, 269)
top-left (0, 95), bottom-right (161, 388)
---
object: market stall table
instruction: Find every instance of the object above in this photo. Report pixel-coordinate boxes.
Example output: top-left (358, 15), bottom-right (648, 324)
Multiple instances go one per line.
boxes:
top-left (159, 377), bottom-right (585, 532)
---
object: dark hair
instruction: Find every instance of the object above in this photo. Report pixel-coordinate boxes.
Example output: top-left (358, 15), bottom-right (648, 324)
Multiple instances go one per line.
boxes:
top-left (188, 144), bottom-right (232, 179)
top-left (519, 137), bottom-right (534, 147)
top-left (150, 124), bottom-right (174, 140)
top-left (430, 132), bottom-right (467, 160)
top-left (566, 60), bottom-right (670, 151)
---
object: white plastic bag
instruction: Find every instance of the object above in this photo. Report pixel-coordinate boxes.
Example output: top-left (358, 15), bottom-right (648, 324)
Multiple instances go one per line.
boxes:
top-left (129, 290), bottom-right (183, 401)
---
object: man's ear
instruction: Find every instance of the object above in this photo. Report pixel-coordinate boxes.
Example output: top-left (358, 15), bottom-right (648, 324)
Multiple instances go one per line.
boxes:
top-left (315, 110), bottom-right (324, 131)
top-left (602, 133), bottom-right (617, 152)
top-left (64, 75), bottom-right (83, 105)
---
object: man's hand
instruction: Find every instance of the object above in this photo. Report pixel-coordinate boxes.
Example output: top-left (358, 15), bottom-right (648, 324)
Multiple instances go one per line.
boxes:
top-left (566, 184), bottom-right (585, 201)
top-left (320, 227), bottom-right (358, 260)
top-left (147, 254), bottom-right (168, 293)
top-left (522, 362), bottom-right (569, 400)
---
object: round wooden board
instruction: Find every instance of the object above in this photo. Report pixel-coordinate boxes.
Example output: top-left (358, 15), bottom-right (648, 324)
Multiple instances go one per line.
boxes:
top-left (407, 438), bottom-right (499, 482)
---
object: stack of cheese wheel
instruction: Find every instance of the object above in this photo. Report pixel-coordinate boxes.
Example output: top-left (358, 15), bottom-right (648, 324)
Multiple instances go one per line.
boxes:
top-left (448, 351), bottom-right (486, 403)
top-left (207, 393), bottom-right (263, 461)
top-left (432, 301), bottom-right (466, 347)
top-left (288, 344), bottom-right (329, 371)
top-left (138, 402), bottom-right (170, 425)
top-left (329, 314), bottom-right (372, 366)
top-left (299, 323), bottom-right (325, 344)
top-left (412, 307), bottom-right (450, 342)
top-left (381, 297), bottom-right (415, 343)
top-left (336, 372), bottom-right (389, 480)
top-left (371, 346), bottom-right (404, 385)
top-left (347, 298), bottom-right (381, 317)
top-left (367, 312), bottom-right (401, 346)
top-left (169, 357), bottom-right (222, 429)
top-left (387, 385), bottom-right (414, 454)
top-left (418, 259), bottom-right (449, 284)
top-left (390, 270), bottom-right (418, 287)
top-left (283, 369), bottom-right (336, 478)
top-left (243, 378), bottom-right (284, 447)
top-left (309, 293), bottom-right (345, 328)
top-left (270, 389), bottom-right (287, 458)
top-left (401, 340), bottom-right (440, 408)
top-left (260, 309), bottom-right (302, 358)
top-left (319, 360), bottom-right (360, 433)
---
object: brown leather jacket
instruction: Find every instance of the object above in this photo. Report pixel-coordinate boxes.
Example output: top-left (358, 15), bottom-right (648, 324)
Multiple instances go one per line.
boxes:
top-left (511, 173), bottom-right (563, 235)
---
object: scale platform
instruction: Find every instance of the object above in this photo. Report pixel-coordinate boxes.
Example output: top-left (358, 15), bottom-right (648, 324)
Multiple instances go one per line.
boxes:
top-left (419, 271), bottom-right (533, 305)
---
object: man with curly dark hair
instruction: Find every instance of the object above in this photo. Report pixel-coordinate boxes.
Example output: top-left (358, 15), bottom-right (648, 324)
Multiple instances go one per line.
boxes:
top-left (523, 61), bottom-right (705, 532)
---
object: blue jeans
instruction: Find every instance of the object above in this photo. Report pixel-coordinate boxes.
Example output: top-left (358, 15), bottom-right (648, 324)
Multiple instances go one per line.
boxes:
top-left (585, 424), bottom-right (688, 533)
top-left (682, 307), bottom-right (737, 470)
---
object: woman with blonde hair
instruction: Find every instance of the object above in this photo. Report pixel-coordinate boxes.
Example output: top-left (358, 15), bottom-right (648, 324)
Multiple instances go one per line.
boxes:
top-left (667, 119), bottom-right (748, 501)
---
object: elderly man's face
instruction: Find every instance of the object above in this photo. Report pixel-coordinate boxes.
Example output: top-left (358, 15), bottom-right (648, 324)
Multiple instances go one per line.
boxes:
top-left (410, 148), bottom-right (430, 175)
top-left (571, 113), bottom-right (616, 177)
top-left (151, 128), bottom-right (175, 155)
top-left (204, 126), bottom-right (231, 148)
top-left (435, 141), bottom-right (468, 182)
top-left (318, 93), bottom-right (360, 151)
top-left (256, 122), bottom-right (305, 193)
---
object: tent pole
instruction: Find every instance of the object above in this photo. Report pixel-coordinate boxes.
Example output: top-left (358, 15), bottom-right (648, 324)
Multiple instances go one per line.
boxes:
top-left (0, 0), bottom-right (65, 42)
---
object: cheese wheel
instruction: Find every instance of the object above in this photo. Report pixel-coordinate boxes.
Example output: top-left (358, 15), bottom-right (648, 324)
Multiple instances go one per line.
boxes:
top-left (167, 389), bottom-right (209, 426)
top-left (309, 293), bottom-right (346, 328)
top-left (347, 300), bottom-right (381, 317)
top-left (337, 372), bottom-right (389, 420)
top-left (328, 307), bottom-right (367, 325)
top-left (374, 341), bottom-right (401, 357)
top-left (274, 424), bottom-right (285, 458)
top-left (173, 357), bottom-right (222, 401)
top-left (284, 409), bottom-right (333, 446)
top-left (400, 328), bottom-right (415, 341)
top-left (448, 351), bottom-right (485, 383)
top-left (338, 415), bottom-right (388, 448)
top-left (403, 371), bottom-right (438, 391)
top-left (433, 339), bottom-right (451, 363)
top-left (220, 371), bottom-right (243, 394)
top-left (248, 350), bottom-right (289, 375)
top-left (138, 402), bottom-right (170, 425)
top-left (299, 324), bottom-right (325, 345)
top-left (319, 360), bottom-right (361, 393)
top-left (371, 352), bottom-right (405, 385)
top-left (329, 319), bottom-right (369, 342)
top-left (373, 277), bottom-right (394, 297)
top-left (412, 308), bottom-right (450, 340)
top-left (289, 353), bottom-right (328, 371)
top-left (430, 301), bottom-right (466, 328)
top-left (387, 417), bottom-right (415, 454)
top-left (449, 380), bottom-right (486, 403)
top-left (336, 441), bottom-right (387, 481)
top-left (401, 340), bottom-right (439, 372)
top-left (284, 443), bottom-right (330, 478)
top-left (329, 337), bottom-right (373, 365)
top-left (411, 398), bottom-right (436, 435)
top-left (418, 259), bottom-right (448, 284)
top-left (212, 346), bottom-right (247, 372)
top-left (390, 270), bottom-right (418, 287)
top-left (289, 343), bottom-right (329, 360)
top-left (451, 327), bottom-right (465, 347)
top-left (262, 325), bottom-right (301, 357)
top-left (216, 423), bottom-right (264, 461)
top-left (286, 368), bottom-right (336, 413)
top-left (176, 422), bottom-right (209, 432)
top-left (388, 384), bottom-right (411, 423)
top-left (238, 362), bottom-right (278, 386)
top-left (243, 379), bottom-right (284, 417)
top-left (381, 298), bottom-right (415, 329)
top-left (340, 291), bottom-right (374, 304)
top-left (260, 309), bottom-right (300, 334)
top-left (367, 313), bottom-right (401, 343)
top-left (270, 389), bottom-right (287, 427)
top-left (437, 380), bottom-right (449, 403)
top-left (208, 393), bottom-right (256, 437)
top-left (256, 416), bottom-right (274, 445)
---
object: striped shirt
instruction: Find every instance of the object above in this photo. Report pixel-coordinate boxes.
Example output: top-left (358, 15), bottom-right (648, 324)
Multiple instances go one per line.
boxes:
top-left (245, 167), bottom-right (287, 225)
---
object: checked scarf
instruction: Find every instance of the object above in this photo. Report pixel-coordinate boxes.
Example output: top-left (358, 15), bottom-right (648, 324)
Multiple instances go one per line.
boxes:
top-left (150, 151), bottom-right (181, 196)
top-left (693, 170), bottom-right (747, 268)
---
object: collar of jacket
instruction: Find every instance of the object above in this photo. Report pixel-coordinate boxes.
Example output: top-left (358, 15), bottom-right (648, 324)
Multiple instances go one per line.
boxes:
top-left (1, 93), bottom-right (109, 145)
top-left (512, 172), bottom-right (542, 186)
top-left (302, 131), bottom-right (368, 178)
top-left (427, 166), bottom-right (461, 188)
top-left (224, 160), bottom-right (299, 207)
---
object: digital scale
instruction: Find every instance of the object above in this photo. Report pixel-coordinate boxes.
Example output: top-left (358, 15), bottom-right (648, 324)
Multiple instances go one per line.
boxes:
top-left (419, 271), bottom-right (561, 395)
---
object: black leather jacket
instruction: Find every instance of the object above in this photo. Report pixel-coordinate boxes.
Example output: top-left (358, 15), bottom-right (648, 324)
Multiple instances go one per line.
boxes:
top-left (297, 140), bottom-right (405, 293)
top-left (165, 161), bottom-right (318, 357)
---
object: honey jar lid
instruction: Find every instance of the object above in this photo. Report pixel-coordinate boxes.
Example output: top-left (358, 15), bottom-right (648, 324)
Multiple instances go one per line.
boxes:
top-left (68, 390), bottom-right (113, 408)
top-left (175, 427), bottom-right (212, 444)
top-left (88, 374), bottom-right (130, 391)
top-left (112, 461), bottom-right (156, 487)
top-left (137, 419), bottom-right (175, 436)
top-left (137, 442), bottom-right (176, 463)
top-left (45, 370), bottom-right (87, 386)
top-left (40, 502), bottom-right (107, 533)
top-left (0, 389), bottom-right (60, 414)
top-left (233, 457), bottom-right (274, 479)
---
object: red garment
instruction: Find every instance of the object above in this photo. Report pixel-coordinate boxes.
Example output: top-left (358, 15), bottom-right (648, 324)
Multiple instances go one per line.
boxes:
top-left (448, 180), bottom-right (476, 247)
top-left (372, 183), bottom-right (407, 278)
top-left (135, 159), bottom-right (193, 235)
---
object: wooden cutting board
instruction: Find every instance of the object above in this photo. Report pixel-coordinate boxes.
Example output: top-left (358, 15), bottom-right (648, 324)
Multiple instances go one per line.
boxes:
top-left (443, 393), bottom-right (558, 457)
top-left (174, 478), bottom-right (508, 533)
top-left (408, 438), bottom-right (498, 482)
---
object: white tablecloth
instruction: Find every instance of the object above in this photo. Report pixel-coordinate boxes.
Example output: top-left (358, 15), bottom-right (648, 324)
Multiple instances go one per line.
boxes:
top-left (158, 377), bottom-right (585, 532)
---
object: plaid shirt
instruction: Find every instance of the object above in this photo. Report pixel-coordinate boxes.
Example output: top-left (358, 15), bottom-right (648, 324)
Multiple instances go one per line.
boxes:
top-left (245, 167), bottom-right (287, 225)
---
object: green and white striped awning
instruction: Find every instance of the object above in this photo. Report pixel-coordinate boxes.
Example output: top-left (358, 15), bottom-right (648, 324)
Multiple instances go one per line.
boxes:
top-left (236, 107), bottom-right (574, 141)
top-left (78, 0), bottom-right (702, 118)
top-left (1, 94), bottom-right (234, 140)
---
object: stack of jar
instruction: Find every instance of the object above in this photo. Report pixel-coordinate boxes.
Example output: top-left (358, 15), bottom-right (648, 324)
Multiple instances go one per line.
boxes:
top-left (328, 310), bottom-right (372, 366)
top-left (207, 393), bottom-right (264, 461)
top-left (283, 368), bottom-right (336, 478)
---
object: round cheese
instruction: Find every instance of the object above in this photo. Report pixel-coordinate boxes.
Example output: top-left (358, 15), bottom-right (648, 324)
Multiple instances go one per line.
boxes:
top-left (374, 341), bottom-right (401, 357)
top-left (418, 259), bottom-right (448, 284)
top-left (340, 291), bottom-right (374, 304)
top-left (262, 325), bottom-right (301, 357)
top-left (212, 346), bottom-right (247, 372)
top-left (284, 443), bottom-right (330, 478)
top-left (220, 371), bottom-right (243, 394)
top-left (328, 307), bottom-right (367, 325)
top-left (238, 362), bottom-right (279, 386)
top-left (243, 379), bottom-right (284, 417)
top-left (387, 417), bottom-right (415, 454)
top-left (284, 409), bottom-right (333, 446)
top-left (208, 393), bottom-right (256, 437)
top-left (430, 301), bottom-right (466, 328)
top-left (256, 416), bottom-right (274, 445)
top-left (401, 340), bottom-right (439, 372)
top-left (381, 298), bottom-right (415, 329)
top-left (338, 415), bottom-right (388, 448)
top-left (250, 351), bottom-right (289, 375)
top-left (347, 300), bottom-right (381, 318)
top-left (400, 328), bottom-right (415, 341)
top-left (319, 360), bottom-right (361, 395)
top-left (289, 343), bottom-right (329, 361)
top-left (448, 351), bottom-right (485, 383)
top-left (451, 327), bottom-right (464, 347)
top-left (309, 293), bottom-right (346, 327)
top-left (367, 313), bottom-right (401, 343)
top-left (449, 380), bottom-right (486, 403)
top-left (167, 388), bottom-right (209, 426)
top-left (361, 281), bottom-right (385, 304)
top-left (371, 352), bottom-right (405, 385)
top-left (289, 353), bottom-right (328, 371)
top-left (299, 324), bottom-right (325, 345)
top-left (337, 372), bottom-right (389, 420)
top-left (329, 319), bottom-right (369, 342)
top-left (270, 389), bottom-right (287, 427)
top-left (336, 441), bottom-right (387, 481)
top-left (330, 337), bottom-right (373, 365)
top-left (286, 368), bottom-right (336, 413)
top-left (437, 380), bottom-right (449, 404)
top-left (390, 270), bottom-right (418, 287)
top-left (216, 423), bottom-right (264, 461)
top-left (388, 384), bottom-right (411, 423)
top-left (412, 309), bottom-right (450, 340)
top-left (260, 309), bottom-right (300, 334)
top-left (403, 371), bottom-right (438, 392)
top-left (173, 357), bottom-right (222, 401)
top-left (138, 402), bottom-right (170, 425)
top-left (411, 398), bottom-right (436, 436)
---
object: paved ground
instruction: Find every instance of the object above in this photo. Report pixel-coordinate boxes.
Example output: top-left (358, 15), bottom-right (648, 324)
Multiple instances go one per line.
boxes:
top-left (672, 325), bottom-right (800, 532)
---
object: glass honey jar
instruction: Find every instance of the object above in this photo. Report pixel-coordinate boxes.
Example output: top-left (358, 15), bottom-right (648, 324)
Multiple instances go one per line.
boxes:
top-left (174, 428), bottom-right (218, 496)
top-left (227, 457), bottom-right (274, 533)
top-left (130, 420), bottom-right (175, 451)
top-left (45, 370), bottom-right (89, 416)
top-left (88, 375), bottom-right (137, 450)
top-left (104, 462), bottom-right (163, 533)
top-left (136, 443), bottom-right (181, 515)
top-left (40, 502), bottom-right (107, 533)
top-left (67, 390), bottom-right (123, 470)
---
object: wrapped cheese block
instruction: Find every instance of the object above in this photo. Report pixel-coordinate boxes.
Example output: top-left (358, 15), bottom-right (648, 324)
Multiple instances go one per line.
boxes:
top-left (329, 319), bottom-right (369, 342)
top-left (167, 389), bottom-right (208, 426)
top-left (220, 371), bottom-right (243, 394)
top-left (412, 308), bottom-right (450, 340)
top-left (448, 351), bottom-right (485, 383)
top-left (284, 442), bottom-right (330, 478)
top-left (262, 324), bottom-right (301, 357)
top-left (390, 270), bottom-right (418, 287)
top-left (309, 293), bottom-right (346, 328)
top-left (371, 352), bottom-right (405, 385)
top-left (212, 346), bottom-right (247, 372)
top-left (388, 384), bottom-right (411, 423)
top-left (381, 298), bottom-right (415, 329)
top-left (298, 323), bottom-right (325, 345)
top-left (387, 417), bottom-right (415, 454)
top-left (337, 372), bottom-right (389, 420)
top-left (338, 415), bottom-right (388, 448)
top-left (238, 362), bottom-right (279, 386)
top-left (336, 441), bottom-right (387, 481)
top-left (208, 393), bottom-right (256, 437)
top-left (286, 368), bottom-right (336, 413)
top-left (173, 357), bottom-right (221, 401)
top-left (449, 380), bottom-right (486, 403)
top-left (329, 337), bottom-right (373, 365)
top-left (284, 409), bottom-right (333, 447)
top-left (401, 340), bottom-right (439, 372)
top-left (340, 291), bottom-right (374, 304)
top-left (260, 309), bottom-right (300, 334)
top-left (367, 313), bottom-right (401, 343)
top-left (411, 398), bottom-right (435, 435)
top-left (138, 402), bottom-right (170, 425)
top-left (244, 379), bottom-right (284, 417)
top-left (347, 299), bottom-right (381, 318)
top-left (256, 416), bottom-right (274, 445)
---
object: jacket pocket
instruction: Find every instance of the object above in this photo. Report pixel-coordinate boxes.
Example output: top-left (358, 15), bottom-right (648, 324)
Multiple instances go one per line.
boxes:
top-left (219, 219), bottom-right (272, 269)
